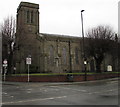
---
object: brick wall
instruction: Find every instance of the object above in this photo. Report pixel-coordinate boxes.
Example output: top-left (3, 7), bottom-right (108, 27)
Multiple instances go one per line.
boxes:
top-left (3, 73), bottom-right (119, 82)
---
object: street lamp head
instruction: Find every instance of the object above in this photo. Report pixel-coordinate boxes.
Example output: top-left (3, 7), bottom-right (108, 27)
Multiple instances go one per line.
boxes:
top-left (81, 10), bottom-right (85, 12)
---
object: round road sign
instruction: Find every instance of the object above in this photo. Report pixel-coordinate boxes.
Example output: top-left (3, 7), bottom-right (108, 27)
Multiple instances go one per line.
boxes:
top-left (3, 59), bottom-right (7, 64)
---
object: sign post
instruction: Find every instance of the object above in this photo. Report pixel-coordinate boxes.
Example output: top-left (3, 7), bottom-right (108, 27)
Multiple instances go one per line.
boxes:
top-left (26, 56), bottom-right (31, 82)
top-left (3, 59), bottom-right (8, 81)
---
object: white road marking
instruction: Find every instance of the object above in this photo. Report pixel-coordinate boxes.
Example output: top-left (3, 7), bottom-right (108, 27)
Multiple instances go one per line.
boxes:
top-left (50, 86), bottom-right (87, 92)
top-left (2, 96), bottom-right (67, 105)
top-left (88, 92), bottom-right (100, 94)
top-left (50, 85), bottom-right (118, 95)
top-left (50, 86), bottom-right (59, 88)
top-left (52, 89), bottom-right (59, 91)
top-left (27, 89), bottom-right (32, 91)
top-left (43, 90), bottom-right (47, 92)
top-left (66, 88), bottom-right (87, 92)
top-left (109, 81), bottom-right (118, 84)
top-left (88, 88), bottom-right (119, 94)
top-left (27, 91), bottom-right (31, 93)
top-left (46, 88), bottom-right (59, 91)
top-left (39, 87), bottom-right (59, 92)
top-left (3, 92), bottom-right (7, 95)
top-left (3, 92), bottom-right (14, 98)
top-left (10, 96), bottom-right (14, 98)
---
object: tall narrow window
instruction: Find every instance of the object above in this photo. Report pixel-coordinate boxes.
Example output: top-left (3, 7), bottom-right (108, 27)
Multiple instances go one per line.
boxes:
top-left (27, 11), bottom-right (29, 23)
top-left (49, 45), bottom-right (54, 66)
top-left (62, 48), bottom-right (67, 65)
top-left (75, 47), bottom-right (79, 64)
top-left (31, 11), bottom-right (33, 23)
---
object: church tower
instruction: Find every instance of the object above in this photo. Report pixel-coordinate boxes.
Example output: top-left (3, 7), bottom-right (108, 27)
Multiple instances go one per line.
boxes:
top-left (16, 2), bottom-right (39, 34)
top-left (15, 2), bottom-right (40, 74)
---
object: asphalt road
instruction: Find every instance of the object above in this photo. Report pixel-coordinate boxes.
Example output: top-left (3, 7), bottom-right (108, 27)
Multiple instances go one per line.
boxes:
top-left (2, 78), bottom-right (119, 105)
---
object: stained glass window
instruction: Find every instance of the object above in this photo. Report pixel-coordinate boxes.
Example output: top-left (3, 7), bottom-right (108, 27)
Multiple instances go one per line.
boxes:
top-left (49, 45), bottom-right (54, 66)
top-left (62, 48), bottom-right (67, 65)
top-left (31, 11), bottom-right (33, 23)
top-left (27, 11), bottom-right (29, 23)
top-left (75, 47), bottom-right (79, 64)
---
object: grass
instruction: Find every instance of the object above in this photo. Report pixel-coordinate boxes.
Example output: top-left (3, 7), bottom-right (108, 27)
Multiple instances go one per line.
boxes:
top-left (11, 71), bottom-right (120, 76)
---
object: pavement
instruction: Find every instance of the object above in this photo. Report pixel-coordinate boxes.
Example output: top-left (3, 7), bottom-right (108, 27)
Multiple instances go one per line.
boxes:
top-left (2, 77), bottom-right (119, 86)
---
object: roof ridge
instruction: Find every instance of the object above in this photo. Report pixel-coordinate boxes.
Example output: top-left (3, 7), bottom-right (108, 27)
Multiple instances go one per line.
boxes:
top-left (40, 33), bottom-right (81, 38)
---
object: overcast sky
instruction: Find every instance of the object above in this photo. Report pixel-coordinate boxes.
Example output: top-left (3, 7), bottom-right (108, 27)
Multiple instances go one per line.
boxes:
top-left (0, 0), bottom-right (118, 36)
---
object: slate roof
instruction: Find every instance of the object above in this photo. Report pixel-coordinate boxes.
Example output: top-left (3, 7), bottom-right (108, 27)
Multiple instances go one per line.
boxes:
top-left (40, 33), bottom-right (81, 39)
top-left (37, 33), bottom-right (82, 42)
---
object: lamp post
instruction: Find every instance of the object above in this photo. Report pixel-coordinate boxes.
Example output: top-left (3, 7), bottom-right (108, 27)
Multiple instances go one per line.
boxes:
top-left (81, 10), bottom-right (87, 81)
top-left (115, 34), bottom-right (118, 72)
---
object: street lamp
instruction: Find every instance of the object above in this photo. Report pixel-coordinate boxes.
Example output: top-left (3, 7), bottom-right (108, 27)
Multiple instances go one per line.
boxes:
top-left (81, 10), bottom-right (87, 81)
top-left (115, 34), bottom-right (118, 72)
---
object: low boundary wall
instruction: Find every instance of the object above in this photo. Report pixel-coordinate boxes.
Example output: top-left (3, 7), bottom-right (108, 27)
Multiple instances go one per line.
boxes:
top-left (3, 73), bottom-right (119, 82)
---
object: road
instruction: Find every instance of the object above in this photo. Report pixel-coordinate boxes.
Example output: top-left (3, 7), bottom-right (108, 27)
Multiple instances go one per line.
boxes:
top-left (2, 78), bottom-right (119, 106)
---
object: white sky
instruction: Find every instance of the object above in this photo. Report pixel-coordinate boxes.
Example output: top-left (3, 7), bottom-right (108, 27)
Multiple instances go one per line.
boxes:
top-left (0, 0), bottom-right (119, 36)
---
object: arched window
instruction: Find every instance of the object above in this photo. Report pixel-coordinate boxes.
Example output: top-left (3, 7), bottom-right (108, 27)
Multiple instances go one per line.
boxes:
top-left (75, 47), bottom-right (79, 64)
top-left (27, 11), bottom-right (30, 23)
top-left (31, 11), bottom-right (33, 23)
top-left (49, 45), bottom-right (54, 66)
top-left (62, 48), bottom-right (67, 65)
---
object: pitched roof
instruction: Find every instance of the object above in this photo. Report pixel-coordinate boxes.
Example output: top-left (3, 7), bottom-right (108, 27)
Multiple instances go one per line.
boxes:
top-left (40, 33), bottom-right (80, 39)
top-left (38, 33), bottom-right (82, 42)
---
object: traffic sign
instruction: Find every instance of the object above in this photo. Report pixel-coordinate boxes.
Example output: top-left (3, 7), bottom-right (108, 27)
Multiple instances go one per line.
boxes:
top-left (26, 58), bottom-right (31, 64)
top-left (107, 65), bottom-right (112, 71)
top-left (3, 59), bottom-right (7, 64)
top-left (3, 64), bottom-right (7, 67)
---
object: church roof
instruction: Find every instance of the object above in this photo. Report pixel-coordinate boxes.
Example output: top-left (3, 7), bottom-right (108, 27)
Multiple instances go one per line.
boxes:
top-left (40, 33), bottom-right (80, 39)
top-left (38, 33), bottom-right (82, 42)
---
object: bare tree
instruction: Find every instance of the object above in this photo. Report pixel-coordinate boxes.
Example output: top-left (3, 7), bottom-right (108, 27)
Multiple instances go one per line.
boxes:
top-left (85, 25), bottom-right (115, 72)
top-left (1, 16), bottom-right (16, 74)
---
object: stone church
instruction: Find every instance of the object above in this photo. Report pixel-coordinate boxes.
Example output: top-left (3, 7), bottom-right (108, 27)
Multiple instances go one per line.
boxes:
top-left (14, 2), bottom-right (113, 74)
